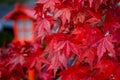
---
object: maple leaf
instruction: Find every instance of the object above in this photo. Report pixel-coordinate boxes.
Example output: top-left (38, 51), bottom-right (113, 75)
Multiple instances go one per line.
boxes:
top-left (47, 52), bottom-right (65, 75)
top-left (113, 65), bottom-right (120, 80)
top-left (35, 18), bottom-right (51, 40)
top-left (44, 38), bottom-right (57, 57)
top-left (94, 0), bottom-right (108, 10)
top-left (60, 65), bottom-right (80, 80)
top-left (80, 48), bottom-right (96, 67)
top-left (54, 8), bottom-right (71, 25)
top-left (30, 56), bottom-right (49, 71)
top-left (78, 0), bottom-right (107, 9)
top-left (45, 35), bottom-right (79, 58)
top-left (54, 40), bottom-right (79, 56)
top-left (60, 64), bottom-right (90, 80)
top-left (85, 10), bottom-right (102, 24)
top-left (38, 71), bottom-right (52, 80)
top-left (97, 35), bottom-right (115, 61)
top-left (95, 57), bottom-right (116, 79)
top-left (73, 12), bottom-right (86, 24)
top-left (72, 24), bottom-right (103, 45)
top-left (37, 0), bottom-right (60, 12)
top-left (86, 17), bottom-right (100, 24)
top-left (112, 22), bottom-right (120, 29)
top-left (71, 26), bottom-right (87, 44)
top-left (45, 38), bottom-right (79, 74)
top-left (7, 55), bottom-right (25, 71)
top-left (89, 0), bottom-right (94, 7)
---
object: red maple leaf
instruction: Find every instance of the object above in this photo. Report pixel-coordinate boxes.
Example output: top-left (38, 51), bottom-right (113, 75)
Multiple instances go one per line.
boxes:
top-left (71, 26), bottom-right (87, 44)
top-left (54, 8), bottom-right (71, 25)
top-left (45, 36), bottom-right (79, 74)
top-left (47, 52), bottom-right (67, 75)
top-left (7, 54), bottom-right (25, 71)
top-left (35, 18), bottom-right (51, 40)
top-left (89, 0), bottom-right (94, 8)
top-left (97, 35), bottom-right (115, 61)
top-left (78, 0), bottom-right (108, 10)
top-left (60, 64), bottom-right (90, 80)
top-left (37, 0), bottom-right (60, 12)
top-left (73, 12), bottom-right (86, 24)
top-left (86, 17), bottom-right (100, 24)
top-left (79, 48), bottom-right (96, 67)
top-left (95, 57), bottom-right (116, 79)
top-left (54, 40), bottom-right (79, 57)
top-left (30, 56), bottom-right (49, 71)
top-left (113, 64), bottom-right (120, 80)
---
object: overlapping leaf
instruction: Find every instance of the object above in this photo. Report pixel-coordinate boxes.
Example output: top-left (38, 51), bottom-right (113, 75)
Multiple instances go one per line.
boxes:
top-left (7, 55), bottom-right (25, 71)
top-left (54, 8), bottom-right (71, 25)
top-left (37, 0), bottom-right (60, 12)
top-left (35, 18), bottom-right (51, 40)
top-left (45, 37), bottom-right (79, 74)
top-left (54, 40), bottom-right (79, 56)
top-left (97, 35), bottom-right (115, 61)
top-left (30, 56), bottom-right (49, 71)
top-left (79, 48), bottom-right (96, 67)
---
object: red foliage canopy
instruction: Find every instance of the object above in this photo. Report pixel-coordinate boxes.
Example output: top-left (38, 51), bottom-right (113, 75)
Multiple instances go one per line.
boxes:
top-left (0, 0), bottom-right (120, 80)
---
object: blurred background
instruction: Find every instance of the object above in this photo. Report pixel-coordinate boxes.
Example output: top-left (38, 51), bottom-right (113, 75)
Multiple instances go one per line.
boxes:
top-left (0, 0), bottom-right (37, 47)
